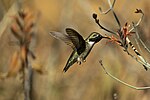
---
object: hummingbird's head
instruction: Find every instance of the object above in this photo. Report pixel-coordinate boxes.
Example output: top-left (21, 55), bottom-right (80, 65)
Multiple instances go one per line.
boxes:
top-left (88, 32), bottom-right (104, 43)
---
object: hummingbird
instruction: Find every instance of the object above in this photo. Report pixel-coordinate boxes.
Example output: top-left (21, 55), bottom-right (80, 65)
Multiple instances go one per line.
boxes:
top-left (49, 28), bottom-right (108, 72)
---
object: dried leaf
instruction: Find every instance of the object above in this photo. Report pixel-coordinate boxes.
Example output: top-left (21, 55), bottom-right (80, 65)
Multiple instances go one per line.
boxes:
top-left (11, 23), bottom-right (22, 40)
top-left (24, 12), bottom-right (33, 23)
top-left (32, 63), bottom-right (46, 74)
top-left (7, 51), bottom-right (21, 77)
top-left (21, 45), bottom-right (27, 64)
top-left (24, 22), bottom-right (34, 33)
top-left (18, 9), bottom-right (26, 19)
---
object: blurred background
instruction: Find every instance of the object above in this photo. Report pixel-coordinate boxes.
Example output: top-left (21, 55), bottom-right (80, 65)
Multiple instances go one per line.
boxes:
top-left (0, 0), bottom-right (150, 100)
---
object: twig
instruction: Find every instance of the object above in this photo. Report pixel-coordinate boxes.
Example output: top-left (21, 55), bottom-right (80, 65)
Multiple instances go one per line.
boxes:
top-left (125, 10), bottom-right (150, 70)
top-left (132, 22), bottom-right (150, 54)
top-left (108, 0), bottom-right (121, 28)
top-left (134, 37), bottom-right (143, 54)
top-left (99, 0), bottom-right (116, 14)
top-left (139, 39), bottom-right (150, 53)
top-left (92, 13), bottom-right (116, 34)
top-left (24, 63), bottom-right (33, 100)
top-left (125, 49), bottom-right (150, 70)
top-left (99, 0), bottom-right (121, 30)
top-left (132, 22), bottom-right (144, 58)
top-left (99, 60), bottom-right (150, 90)
top-left (94, 0), bottom-right (150, 70)
top-left (126, 37), bottom-right (150, 70)
top-left (130, 9), bottom-right (150, 53)
top-left (129, 9), bottom-right (144, 32)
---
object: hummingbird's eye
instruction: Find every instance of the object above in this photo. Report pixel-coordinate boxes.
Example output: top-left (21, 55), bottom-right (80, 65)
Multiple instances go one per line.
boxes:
top-left (93, 34), bottom-right (99, 37)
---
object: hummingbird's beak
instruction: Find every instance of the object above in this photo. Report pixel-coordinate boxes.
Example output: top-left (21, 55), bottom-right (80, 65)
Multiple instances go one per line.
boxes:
top-left (102, 36), bottom-right (110, 39)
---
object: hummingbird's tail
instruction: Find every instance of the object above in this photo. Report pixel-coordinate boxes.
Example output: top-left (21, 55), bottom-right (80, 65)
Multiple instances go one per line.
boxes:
top-left (63, 66), bottom-right (69, 72)
top-left (63, 50), bottom-right (78, 72)
top-left (63, 60), bottom-right (75, 72)
top-left (63, 63), bottom-right (73, 72)
top-left (63, 57), bottom-right (77, 72)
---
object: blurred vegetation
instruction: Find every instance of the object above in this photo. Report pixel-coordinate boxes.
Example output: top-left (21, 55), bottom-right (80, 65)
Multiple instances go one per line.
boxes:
top-left (0, 0), bottom-right (150, 100)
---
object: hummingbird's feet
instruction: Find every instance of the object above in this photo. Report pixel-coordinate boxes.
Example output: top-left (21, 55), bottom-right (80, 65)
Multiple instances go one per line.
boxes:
top-left (77, 56), bottom-right (86, 65)
top-left (77, 57), bottom-right (82, 65)
top-left (77, 61), bottom-right (82, 65)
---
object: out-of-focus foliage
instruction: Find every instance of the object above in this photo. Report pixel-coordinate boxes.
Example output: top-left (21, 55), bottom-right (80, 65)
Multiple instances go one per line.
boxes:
top-left (0, 0), bottom-right (16, 20)
top-left (0, 0), bottom-right (150, 100)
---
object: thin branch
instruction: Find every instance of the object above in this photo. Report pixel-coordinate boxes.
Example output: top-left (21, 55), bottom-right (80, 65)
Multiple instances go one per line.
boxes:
top-left (132, 22), bottom-right (144, 55)
top-left (114, 7), bottom-right (149, 70)
top-left (132, 22), bottom-right (150, 53)
top-left (126, 50), bottom-right (150, 70)
top-left (135, 38), bottom-right (143, 55)
top-left (129, 9), bottom-right (144, 32)
top-left (139, 39), bottom-right (150, 53)
top-left (105, 35), bottom-right (150, 70)
top-left (126, 37), bottom-right (150, 70)
top-left (131, 9), bottom-right (150, 53)
top-left (24, 63), bottom-right (33, 100)
top-left (92, 13), bottom-right (117, 34)
top-left (106, 36), bottom-right (150, 70)
top-left (99, 60), bottom-right (150, 90)
top-left (99, 0), bottom-right (116, 14)
top-left (99, 0), bottom-right (121, 30)
top-left (112, 10), bottom-right (121, 29)
top-left (95, 1), bottom-right (150, 70)
top-left (107, 0), bottom-right (121, 29)
top-left (123, 10), bottom-right (150, 70)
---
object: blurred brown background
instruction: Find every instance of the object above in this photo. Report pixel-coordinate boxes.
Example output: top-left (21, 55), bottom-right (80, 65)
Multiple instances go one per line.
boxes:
top-left (0, 0), bottom-right (150, 100)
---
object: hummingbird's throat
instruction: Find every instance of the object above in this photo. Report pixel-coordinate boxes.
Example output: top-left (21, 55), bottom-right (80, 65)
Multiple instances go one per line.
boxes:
top-left (77, 56), bottom-right (86, 65)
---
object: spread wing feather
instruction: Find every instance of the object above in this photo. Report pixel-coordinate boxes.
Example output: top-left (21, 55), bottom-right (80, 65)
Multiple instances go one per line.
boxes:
top-left (49, 31), bottom-right (75, 49)
top-left (49, 28), bottom-right (86, 55)
top-left (66, 28), bottom-right (86, 55)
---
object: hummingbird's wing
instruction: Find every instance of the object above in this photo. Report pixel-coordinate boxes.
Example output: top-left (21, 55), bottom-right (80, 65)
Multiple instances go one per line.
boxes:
top-left (49, 31), bottom-right (76, 49)
top-left (66, 28), bottom-right (86, 55)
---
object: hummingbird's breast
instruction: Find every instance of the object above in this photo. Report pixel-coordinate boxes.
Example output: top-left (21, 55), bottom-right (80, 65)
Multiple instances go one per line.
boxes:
top-left (80, 41), bottom-right (95, 60)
